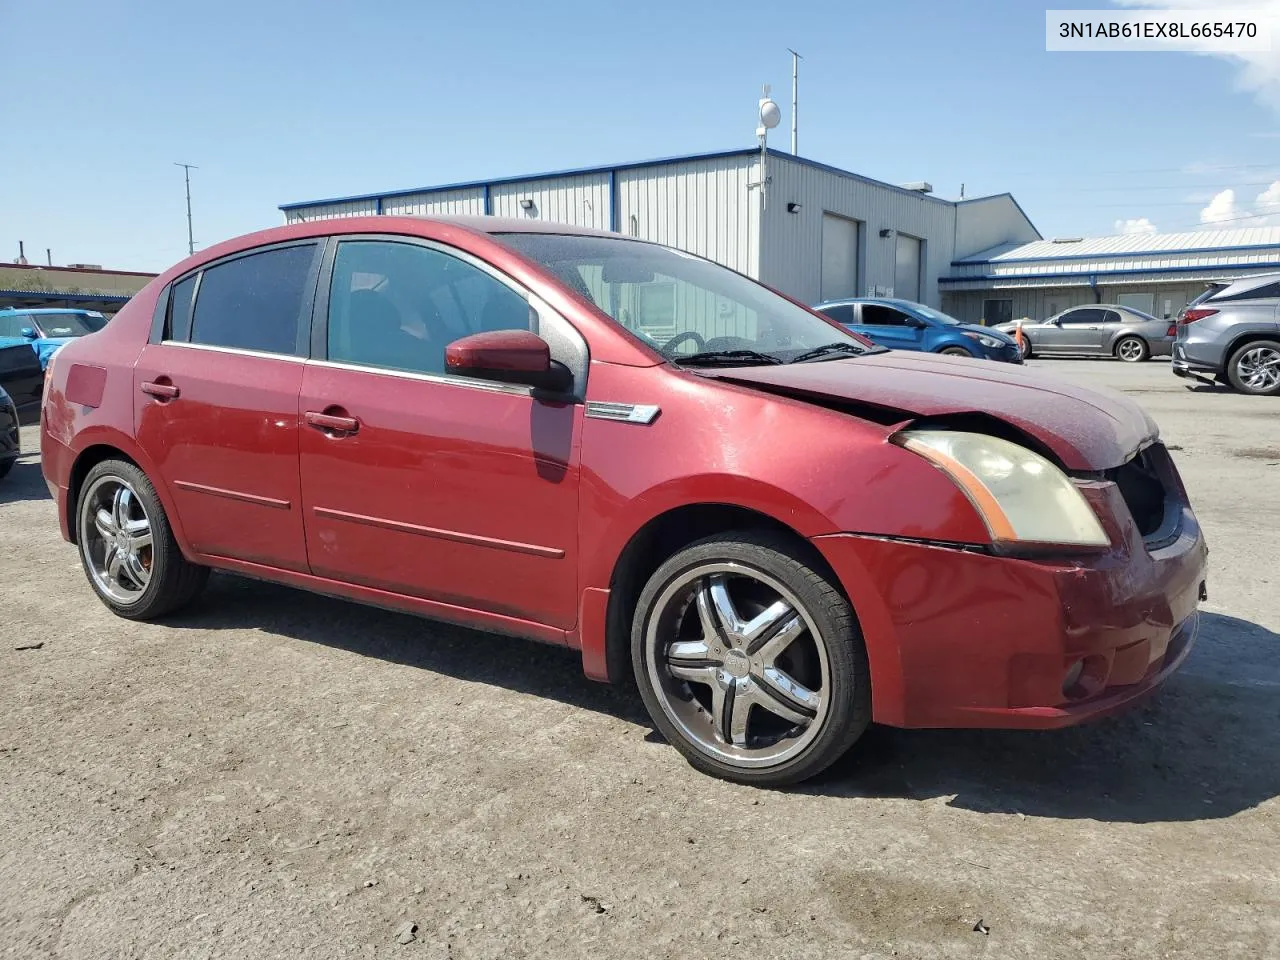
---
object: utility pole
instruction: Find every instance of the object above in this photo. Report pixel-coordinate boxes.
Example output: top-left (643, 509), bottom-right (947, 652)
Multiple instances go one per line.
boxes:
top-left (787, 48), bottom-right (802, 155)
top-left (174, 162), bottom-right (198, 255)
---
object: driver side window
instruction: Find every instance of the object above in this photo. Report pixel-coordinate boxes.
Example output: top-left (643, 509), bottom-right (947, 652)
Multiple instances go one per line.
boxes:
top-left (861, 305), bottom-right (911, 327)
top-left (327, 240), bottom-right (532, 376)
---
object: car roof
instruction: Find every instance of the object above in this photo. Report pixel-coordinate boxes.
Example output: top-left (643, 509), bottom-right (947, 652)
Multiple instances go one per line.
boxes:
top-left (815, 297), bottom-right (923, 308)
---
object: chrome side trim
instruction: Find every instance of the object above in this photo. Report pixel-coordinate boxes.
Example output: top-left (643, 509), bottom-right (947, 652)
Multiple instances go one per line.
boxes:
top-left (585, 402), bottom-right (660, 424)
top-left (305, 359), bottom-right (534, 397)
top-left (313, 506), bottom-right (566, 559)
top-left (159, 340), bottom-right (307, 363)
top-left (173, 480), bottom-right (292, 510)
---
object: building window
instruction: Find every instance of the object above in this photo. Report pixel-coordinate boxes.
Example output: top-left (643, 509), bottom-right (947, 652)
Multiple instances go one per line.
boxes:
top-left (982, 299), bottom-right (1013, 326)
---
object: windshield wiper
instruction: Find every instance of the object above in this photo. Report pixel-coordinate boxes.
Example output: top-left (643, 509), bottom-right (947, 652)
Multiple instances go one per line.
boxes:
top-left (675, 349), bottom-right (784, 367)
top-left (789, 342), bottom-right (870, 363)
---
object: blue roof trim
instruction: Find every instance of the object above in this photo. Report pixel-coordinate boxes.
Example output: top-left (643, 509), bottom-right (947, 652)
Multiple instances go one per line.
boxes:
top-left (954, 192), bottom-right (1043, 241)
top-left (954, 240), bottom-right (1280, 267)
top-left (279, 148), bottom-right (763, 211)
top-left (939, 261), bottom-right (1280, 284)
top-left (279, 147), bottom-right (972, 213)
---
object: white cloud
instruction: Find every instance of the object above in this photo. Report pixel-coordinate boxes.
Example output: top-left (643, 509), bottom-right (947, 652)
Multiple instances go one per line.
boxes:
top-left (1115, 217), bottom-right (1159, 234)
top-left (1196, 181), bottom-right (1280, 226)
top-left (1113, 0), bottom-right (1280, 111)
top-left (1201, 189), bottom-right (1240, 223)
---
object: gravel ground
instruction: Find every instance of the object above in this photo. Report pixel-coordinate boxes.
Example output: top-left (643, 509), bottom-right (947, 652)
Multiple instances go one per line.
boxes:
top-left (2, 358), bottom-right (1277, 960)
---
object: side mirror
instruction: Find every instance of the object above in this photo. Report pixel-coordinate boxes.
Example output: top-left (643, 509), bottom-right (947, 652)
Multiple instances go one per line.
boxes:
top-left (19, 327), bottom-right (37, 340)
top-left (445, 330), bottom-right (573, 394)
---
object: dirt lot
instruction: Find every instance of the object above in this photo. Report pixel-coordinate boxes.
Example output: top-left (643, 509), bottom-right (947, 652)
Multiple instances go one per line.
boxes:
top-left (2, 358), bottom-right (1277, 960)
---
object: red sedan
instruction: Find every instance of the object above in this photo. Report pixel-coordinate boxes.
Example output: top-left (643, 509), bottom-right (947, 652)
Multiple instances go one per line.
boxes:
top-left (40, 217), bottom-right (1208, 786)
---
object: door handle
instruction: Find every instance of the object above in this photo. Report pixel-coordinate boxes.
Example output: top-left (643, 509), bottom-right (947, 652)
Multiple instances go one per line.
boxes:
top-left (305, 410), bottom-right (359, 435)
top-left (140, 380), bottom-right (179, 400)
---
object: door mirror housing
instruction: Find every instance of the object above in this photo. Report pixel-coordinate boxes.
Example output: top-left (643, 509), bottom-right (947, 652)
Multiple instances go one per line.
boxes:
top-left (19, 327), bottom-right (37, 340)
top-left (445, 330), bottom-right (573, 394)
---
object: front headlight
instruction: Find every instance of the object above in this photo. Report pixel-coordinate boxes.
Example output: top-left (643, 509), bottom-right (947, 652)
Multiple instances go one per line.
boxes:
top-left (962, 332), bottom-right (1003, 350)
top-left (893, 429), bottom-right (1109, 549)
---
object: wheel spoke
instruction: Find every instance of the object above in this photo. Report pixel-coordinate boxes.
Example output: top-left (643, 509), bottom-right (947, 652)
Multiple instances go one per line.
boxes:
top-left (753, 612), bottom-right (806, 664)
top-left (112, 486), bottom-right (133, 531)
top-left (667, 639), bottom-right (719, 667)
top-left (759, 666), bottom-right (821, 719)
top-left (94, 508), bottom-right (116, 540)
top-left (104, 545), bottom-right (123, 584)
top-left (667, 661), bottom-right (720, 686)
top-left (128, 530), bottom-right (153, 553)
top-left (757, 670), bottom-right (819, 721)
top-left (715, 680), bottom-right (737, 744)
top-left (727, 684), bottom-right (751, 746)
top-left (125, 551), bottom-right (151, 587)
top-left (741, 599), bottom-right (794, 650)
top-left (696, 576), bottom-right (740, 645)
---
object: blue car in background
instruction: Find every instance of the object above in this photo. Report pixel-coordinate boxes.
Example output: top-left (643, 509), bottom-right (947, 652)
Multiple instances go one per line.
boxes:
top-left (812, 298), bottom-right (1021, 363)
top-left (0, 308), bottom-right (109, 370)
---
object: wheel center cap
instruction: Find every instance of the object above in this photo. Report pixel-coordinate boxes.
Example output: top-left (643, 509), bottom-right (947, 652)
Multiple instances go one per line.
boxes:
top-left (724, 649), bottom-right (751, 680)
top-left (115, 533), bottom-right (129, 552)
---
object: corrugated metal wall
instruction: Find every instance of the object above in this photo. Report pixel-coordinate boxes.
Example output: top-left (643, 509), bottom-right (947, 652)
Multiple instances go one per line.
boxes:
top-left (381, 187), bottom-right (485, 217)
top-left (489, 173), bottom-right (610, 229)
top-left (758, 156), bottom-right (957, 307)
top-left (615, 155), bottom-right (759, 277)
top-left (283, 198), bottom-right (379, 224)
top-left (941, 281), bottom-right (1218, 324)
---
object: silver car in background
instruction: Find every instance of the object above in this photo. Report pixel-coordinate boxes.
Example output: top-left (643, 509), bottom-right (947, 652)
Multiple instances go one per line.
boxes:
top-left (995, 305), bottom-right (1176, 362)
top-left (1172, 273), bottom-right (1280, 396)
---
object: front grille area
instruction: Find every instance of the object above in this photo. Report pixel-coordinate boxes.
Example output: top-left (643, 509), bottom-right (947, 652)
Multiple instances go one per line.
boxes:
top-left (1106, 444), bottom-right (1170, 538)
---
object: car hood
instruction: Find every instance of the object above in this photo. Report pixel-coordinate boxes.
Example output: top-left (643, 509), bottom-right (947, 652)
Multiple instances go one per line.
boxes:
top-left (697, 351), bottom-right (1158, 470)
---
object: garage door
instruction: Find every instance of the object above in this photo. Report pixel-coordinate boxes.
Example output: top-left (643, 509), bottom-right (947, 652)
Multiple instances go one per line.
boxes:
top-left (894, 234), bottom-right (921, 302)
top-left (821, 214), bottom-right (860, 301)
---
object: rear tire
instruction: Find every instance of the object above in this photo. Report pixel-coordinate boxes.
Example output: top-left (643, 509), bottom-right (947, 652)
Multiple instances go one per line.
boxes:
top-left (1019, 338), bottom-right (1032, 360)
top-left (76, 459), bottom-right (209, 620)
top-left (1115, 336), bottom-right (1149, 363)
top-left (631, 531), bottom-right (871, 786)
top-left (1226, 340), bottom-right (1280, 396)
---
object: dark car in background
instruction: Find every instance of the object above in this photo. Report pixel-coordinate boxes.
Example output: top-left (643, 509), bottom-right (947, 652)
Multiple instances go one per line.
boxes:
top-left (996, 305), bottom-right (1176, 362)
top-left (0, 342), bottom-right (43, 420)
top-left (0, 385), bottom-right (19, 480)
top-left (1172, 273), bottom-right (1280, 396)
top-left (812, 298), bottom-right (1022, 363)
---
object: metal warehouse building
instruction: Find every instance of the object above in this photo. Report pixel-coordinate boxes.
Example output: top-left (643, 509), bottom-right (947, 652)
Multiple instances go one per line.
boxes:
top-left (941, 226), bottom-right (1280, 325)
top-left (280, 148), bottom-right (1042, 311)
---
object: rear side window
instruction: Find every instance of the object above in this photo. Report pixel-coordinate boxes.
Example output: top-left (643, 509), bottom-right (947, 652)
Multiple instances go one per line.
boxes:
top-left (190, 244), bottom-right (316, 355)
top-left (169, 276), bottom-right (197, 341)
top-left (818, 304), bottom-right (855, 325)
top-left (1061, 308), bottom-right (1105, 325)
top-left (1214, 280), bottom-right (1280, 303)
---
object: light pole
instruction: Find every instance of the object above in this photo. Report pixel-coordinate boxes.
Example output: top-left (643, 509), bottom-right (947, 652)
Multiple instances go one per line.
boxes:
top-left (174, 162), bottom-right (197, 255)
top-left (787, 48), bottom-right (802, 155)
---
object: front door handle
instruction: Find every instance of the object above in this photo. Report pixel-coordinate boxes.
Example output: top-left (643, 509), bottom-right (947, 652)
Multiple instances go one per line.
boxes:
top-left (305, 410), bottom-right (359, 435)
top-left (140, 380), bottom-right (180, 400)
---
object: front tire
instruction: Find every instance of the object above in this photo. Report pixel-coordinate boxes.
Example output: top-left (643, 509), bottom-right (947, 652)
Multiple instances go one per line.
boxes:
top-left (76, 459), bottom-right (209, 619)
top-left (1115, 336), bottom-right (1149, 363)
top-left (1226, 340), bottom-right (1280, 396)
top-left (939, 346), bottom-right (972, 358)
top-left (631, 532), bottom-right (871, 786)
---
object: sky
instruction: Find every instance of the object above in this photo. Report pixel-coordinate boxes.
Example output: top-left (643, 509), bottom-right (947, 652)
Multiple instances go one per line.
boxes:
top-left (1, 0), bottom-right (1278, 272)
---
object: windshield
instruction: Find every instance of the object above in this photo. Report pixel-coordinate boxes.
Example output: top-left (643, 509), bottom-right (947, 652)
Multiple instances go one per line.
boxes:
top-left (34, 312), bottom-right (106, 338)
top-left (908, 303), bottom-right (963, 326)
top-left (496, 233), bottom-right (871, 363)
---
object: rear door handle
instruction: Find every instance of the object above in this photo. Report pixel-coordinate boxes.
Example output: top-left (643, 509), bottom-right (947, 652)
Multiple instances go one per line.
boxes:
top-left (305, 410), bottom-right (359, 435)
top-left (140, 381), bottom-right (179, 399)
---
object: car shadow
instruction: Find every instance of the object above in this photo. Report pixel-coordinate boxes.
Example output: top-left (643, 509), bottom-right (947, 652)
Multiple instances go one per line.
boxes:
top-left (0, 457), bottom-right (51, 504)
top-left (168, 578), bottom-right (1278, 823)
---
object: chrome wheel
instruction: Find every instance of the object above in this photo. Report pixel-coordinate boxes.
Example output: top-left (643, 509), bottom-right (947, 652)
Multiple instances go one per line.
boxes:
top-left (1237, 346), bottom-right (1280, 392)
top-left (1117, 337), bottom-right (1146, 362)
top-left (79, 475), bottom-right (153, 604)
top-left (645, 562), bottom-right (830, 769)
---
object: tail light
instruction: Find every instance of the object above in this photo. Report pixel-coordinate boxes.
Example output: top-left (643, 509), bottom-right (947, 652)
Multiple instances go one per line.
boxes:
top-left (1165, 323), bottom-right (1177, 337)
top-left (1180, 308), bottom-right (1218, 325)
